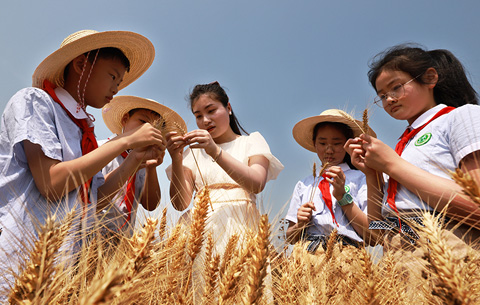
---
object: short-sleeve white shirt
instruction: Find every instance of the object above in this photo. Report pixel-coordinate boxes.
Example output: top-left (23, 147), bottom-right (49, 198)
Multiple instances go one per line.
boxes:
top-left (98, 136), bottom-right (146, 237)
top-left (285, 163), bottom-right (368, 242)
top-left (0, 87), bottom-right (104, 282)
top-left (382, 104), bottom-right (480, 216)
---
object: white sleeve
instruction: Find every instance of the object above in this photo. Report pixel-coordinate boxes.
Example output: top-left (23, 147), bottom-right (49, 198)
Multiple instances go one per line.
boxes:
top-left (245, 132), bottom-right (284, 181)
top-left (449, 105), bottom-right (480, 165)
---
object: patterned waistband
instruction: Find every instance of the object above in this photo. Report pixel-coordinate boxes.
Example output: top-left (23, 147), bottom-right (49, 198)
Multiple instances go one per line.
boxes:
top-left (304, 233), bottom-right (361, 253)
top-left (368, 214), bottom-right (448, 245)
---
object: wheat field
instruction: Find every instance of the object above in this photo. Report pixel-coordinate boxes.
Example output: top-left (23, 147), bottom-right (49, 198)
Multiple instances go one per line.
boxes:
top-left (3, 178), bottom-right (480, 304)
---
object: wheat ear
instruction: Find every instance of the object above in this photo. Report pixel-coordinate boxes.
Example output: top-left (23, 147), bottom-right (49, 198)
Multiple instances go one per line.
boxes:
top-left (158, 207), bottom-right (168, 241)
top-left (339, 111), bottom-right (367, 134)
top-left (362, 108), bottom-right (369, 135)
top-left (450, 167), bottom-right (480, 206)
top-left (187, 187), bottom-right (210, 262)
top-left (9, 212), bottom-right (73, 304)
top-left (201, 232), bottom-right (220, 304)
top-left (243, 214), bottom-right (271, 305)
top-left (420, 212), bottom-right (472, 304)
top-left (126, 218), bottom-right (158, 280)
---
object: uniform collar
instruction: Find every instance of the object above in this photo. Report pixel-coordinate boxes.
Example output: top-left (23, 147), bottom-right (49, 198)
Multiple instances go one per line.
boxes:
top-left (54, 87), bottom-right (89, 120)
top-left (409, 104), bottom-right (447, 130)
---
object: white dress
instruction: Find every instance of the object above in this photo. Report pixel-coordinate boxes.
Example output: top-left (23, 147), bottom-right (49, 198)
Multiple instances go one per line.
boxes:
top-left (167, 131), bottom-right (283, 252)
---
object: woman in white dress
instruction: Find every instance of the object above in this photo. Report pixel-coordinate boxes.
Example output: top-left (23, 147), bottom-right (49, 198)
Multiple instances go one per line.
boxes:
top-left (166, 81), bottom-right (283, 253)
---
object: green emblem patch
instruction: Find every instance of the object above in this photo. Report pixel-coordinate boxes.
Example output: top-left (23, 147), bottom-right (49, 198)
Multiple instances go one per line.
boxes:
top-left (415, 133), bottom-right (432, 146)
top-left (344, 185), bottom-right (350, 193)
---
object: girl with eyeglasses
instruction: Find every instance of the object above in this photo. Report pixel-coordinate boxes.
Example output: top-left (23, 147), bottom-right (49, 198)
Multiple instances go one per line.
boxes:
top-left (345, 44), bottom-right (480, 254)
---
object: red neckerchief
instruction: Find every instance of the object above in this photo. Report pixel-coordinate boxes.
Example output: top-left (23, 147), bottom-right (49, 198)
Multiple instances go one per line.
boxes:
top-left (119, 151), bottom-right (136, 230)
top-left (318, 174), bottom-right (338, 226)
top-left (386, 106), bottom-right (455, 227)
top-left (42, 80), bottom-right (98, 206)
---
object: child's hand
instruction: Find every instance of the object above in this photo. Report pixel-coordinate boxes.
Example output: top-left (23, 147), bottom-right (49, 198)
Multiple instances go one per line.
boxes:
top-left (166, 131), bottom-right (187, 161)
top-left (359, 134), bottom-right (400, 175)
top-left (123, 123), bottom-right (165, 150)
top-left (183, 129), bottom-right (218, 158)
top-left (131, 144), bottom-right (165, 169)
top-left (324, 166), bottom-right (346, 201)
top-left (297, 202), bottom-right (316, 228)
top-left (345, 137), bottom-right (374, 175)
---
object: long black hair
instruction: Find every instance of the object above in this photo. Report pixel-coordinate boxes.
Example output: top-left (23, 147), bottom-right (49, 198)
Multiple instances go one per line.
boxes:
top-left (189, 81), bottom-right (248, 135)
top-left (368, 43), bottom-right (478, 107)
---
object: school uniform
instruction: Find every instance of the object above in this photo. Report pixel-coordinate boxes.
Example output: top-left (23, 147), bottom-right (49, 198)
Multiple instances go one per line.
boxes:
top-left (286, 163), bottom-right (368, 251)
top-left (381, 103), bottom-right (480, 216)
top-left (0, 87), bottom-right (104, 294)
top-left (98, 136), bottom-right (146, 237)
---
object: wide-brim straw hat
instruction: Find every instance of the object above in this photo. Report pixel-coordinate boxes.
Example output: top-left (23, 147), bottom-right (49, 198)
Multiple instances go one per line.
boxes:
top-left (102, 95), bottom-right (187, 136)
top-left (32, 30), bottom-right (155, 90)
top-left (292, 109), bottom-right (377, 152)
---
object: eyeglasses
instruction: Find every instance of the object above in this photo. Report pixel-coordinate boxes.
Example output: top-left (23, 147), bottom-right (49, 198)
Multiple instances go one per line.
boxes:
top-left (373, 74), bottom-right (421, 108)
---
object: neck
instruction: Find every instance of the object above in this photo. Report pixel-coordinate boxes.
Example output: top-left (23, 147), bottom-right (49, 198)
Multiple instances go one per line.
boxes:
top-left (63, 77), bottom-right (85, 107)
top-left (213, 128), bottom-right (238, 144)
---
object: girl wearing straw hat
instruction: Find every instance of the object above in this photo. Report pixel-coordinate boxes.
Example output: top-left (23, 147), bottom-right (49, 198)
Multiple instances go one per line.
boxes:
top-left (166, 81), bottom-right (284, 252)
top-left (285, 109), bottom-right (377, 252)
top-left (99, 95), bottom-right (186, 238)
top-left (0, 30), bottom-right (160, 296)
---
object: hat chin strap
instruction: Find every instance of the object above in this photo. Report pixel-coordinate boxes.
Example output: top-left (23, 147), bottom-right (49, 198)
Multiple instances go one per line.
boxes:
top-left (76, 50), bottom-right (99, 122)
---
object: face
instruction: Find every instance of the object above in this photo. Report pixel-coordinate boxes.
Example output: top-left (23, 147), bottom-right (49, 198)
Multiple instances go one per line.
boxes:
top-left (83, 57), bottom-right (127, 109)
top-left (375, 69), bottom-right (436, 124)
top-left (192, 94), bottom-right (234, 142)
top-left (121, 109), bottom-right (160, 133)
top-left (314, 124), bottom-right (347, 166)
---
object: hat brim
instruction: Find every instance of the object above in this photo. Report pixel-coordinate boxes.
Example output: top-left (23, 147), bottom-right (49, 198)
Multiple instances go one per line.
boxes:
top-left (292, 114), bottom-right (377, 152)
top-left (32, 31), bottom-right (155, 91)
top-left (102, 96), bottom-right (187, 136)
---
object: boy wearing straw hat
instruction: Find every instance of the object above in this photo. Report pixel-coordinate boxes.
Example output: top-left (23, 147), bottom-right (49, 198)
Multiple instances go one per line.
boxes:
top-left (99, 96), bottom-right (186, 238)
top-left (0, 30), bottom-right (161, 297)
top-left (285, 109), bottom-right (378, 251)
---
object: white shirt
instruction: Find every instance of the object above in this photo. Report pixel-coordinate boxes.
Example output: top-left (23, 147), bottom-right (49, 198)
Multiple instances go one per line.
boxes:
top-left (382, 104), bottom-right (480, 216)
top-left (285, 163), bottom-right (368, 242)
top-left (0, 87), bottom-right (104, 296)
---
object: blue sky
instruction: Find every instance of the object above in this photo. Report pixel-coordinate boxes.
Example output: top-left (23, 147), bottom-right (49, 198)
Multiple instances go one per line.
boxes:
top-left (2, 1), bottom-right (480, 228)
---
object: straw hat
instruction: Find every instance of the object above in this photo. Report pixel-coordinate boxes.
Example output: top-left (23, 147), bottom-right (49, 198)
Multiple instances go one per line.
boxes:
top-left (292, 109), bottom-right (376, 152)
top-left (32, 30), bottom-right (155, 90)
top-left (102, 96), bottom-right (187, 135)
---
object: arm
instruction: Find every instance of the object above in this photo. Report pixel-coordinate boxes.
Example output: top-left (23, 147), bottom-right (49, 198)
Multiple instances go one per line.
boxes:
top-left (166, 132), bottom-right (195, 211)
top-left (25, 123), bottom-right (164, 202)
top-left (327, 165), bottom-right (382, 246)
top-left (345, 138), bottom-right (385, 223)
top-left (98, 145), bottom-right (164, 211)
top-left (139, 162), bottom-right (162, 212)
top-left (359, 134), bottom-right (480, 228)
top-left (185, 129), bottom-right (269, 194)
top-left (285, 202), bottom-right (316, 244)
